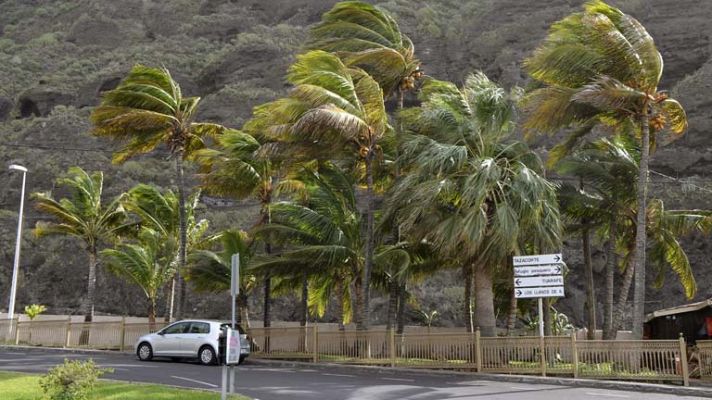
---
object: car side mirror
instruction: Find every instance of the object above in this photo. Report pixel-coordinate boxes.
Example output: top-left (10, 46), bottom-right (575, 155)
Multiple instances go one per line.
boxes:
top-left (157, 331), bottom-right (165, 336)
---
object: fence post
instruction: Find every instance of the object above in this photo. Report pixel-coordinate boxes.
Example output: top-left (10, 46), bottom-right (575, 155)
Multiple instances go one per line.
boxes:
top-left (679, 333), bottom-right (689, 387)
top-left (571, 332), bottom-right (578, 379)
top-left (119, 317), bottom-right (126, 351)
top-left (64, 317), bottom-right (72, 348)
top-left (475, 328), bottom-right (482, 373)
top-left (312, 325), bottom-right (319, 363)
top-left (540, 335), bottom-right (546, 377)
top-left (389, 329), bottom-right (396, 367)
top-left (14, 320), bottom-right (20, 345)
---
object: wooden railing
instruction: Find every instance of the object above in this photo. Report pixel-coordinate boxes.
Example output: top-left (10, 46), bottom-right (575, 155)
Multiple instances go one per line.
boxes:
top-left (0, 318), bottom-right (692, 385)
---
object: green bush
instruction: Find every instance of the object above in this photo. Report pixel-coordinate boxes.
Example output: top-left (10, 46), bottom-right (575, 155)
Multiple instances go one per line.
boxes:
top-left (39, 359), bottom-right (112, 400)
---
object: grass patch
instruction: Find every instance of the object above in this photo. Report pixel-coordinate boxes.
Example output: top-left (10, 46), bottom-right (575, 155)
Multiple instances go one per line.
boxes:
top-left (0, 371), bottom-right (250, 400)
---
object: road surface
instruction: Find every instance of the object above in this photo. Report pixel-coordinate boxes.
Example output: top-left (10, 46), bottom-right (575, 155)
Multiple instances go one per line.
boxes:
top-left (0, 348), bottom-right (699, 400)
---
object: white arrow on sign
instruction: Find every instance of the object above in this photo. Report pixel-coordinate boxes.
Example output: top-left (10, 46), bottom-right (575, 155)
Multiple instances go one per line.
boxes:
top-left (514, 276), bottom-right (564, 287)
top-left (512, 253), bottom-right (562, 266)
top-left (514, 286), bottom-right (565, 299)
top-left (513, 264), bottom-right (563, 277)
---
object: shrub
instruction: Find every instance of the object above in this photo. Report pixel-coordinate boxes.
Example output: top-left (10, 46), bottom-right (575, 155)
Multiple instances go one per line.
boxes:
top-left (39, 359), bottom-right (112, 400)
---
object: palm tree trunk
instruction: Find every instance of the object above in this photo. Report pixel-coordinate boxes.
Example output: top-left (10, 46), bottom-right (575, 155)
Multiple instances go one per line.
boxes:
top-left (386, 279), bottom-right (397, 331)
top-left (543, 299), bottom-right (552, 336)
top-left (164, 277), bottom-right (175, 323)
top-left (474, 265), bottom-right (496, 337)
top-left (396, 282), bottom-right (406, 335)
top-left (632, 109), bottom-right (650, 340)
top-left (603, 220), bottom-right (617, 340)
top-left (148, 297), bottom-right (156, 332)
top-left (237, 292), bottom-right (250, 328)
top-left (174, 157), bottom-right (188, 319)
top-left (507, 286), bottom-right (517, 336)
top-left (463, 263), bottom-right (474, 333)
top-left (300, 271), bottom-right (308, 327)
top-left (79, 247), bottom-right (98, 345)
top-left (613, 257), bottom-right (635, 334)
top-left (583, 226), bottom-right (596, 339)
top-left (360, 150), bottom-right (376, 330)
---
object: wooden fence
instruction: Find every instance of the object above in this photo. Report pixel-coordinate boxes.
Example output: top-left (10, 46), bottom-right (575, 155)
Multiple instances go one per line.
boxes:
top-left (0, 318), bottom-right (691, 385)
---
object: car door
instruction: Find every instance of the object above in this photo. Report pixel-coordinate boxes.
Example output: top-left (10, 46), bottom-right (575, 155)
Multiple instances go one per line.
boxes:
top-left (153, 322), bottom-right (190, 356)
top-left (182, 322), bottom-right (211, 356)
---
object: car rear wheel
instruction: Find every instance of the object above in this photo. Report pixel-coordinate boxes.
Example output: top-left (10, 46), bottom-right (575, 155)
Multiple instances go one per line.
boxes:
top-left (199, 346), bottom-right (217, 366)
top-left (137, 343), bottom-right (153, 361)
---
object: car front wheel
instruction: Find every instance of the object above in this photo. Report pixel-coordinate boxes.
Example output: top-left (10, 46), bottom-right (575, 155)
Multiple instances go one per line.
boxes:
top-left (137, 343), bottom-right (153, 361)
top-left (199, 346), bottom-right (217, 366)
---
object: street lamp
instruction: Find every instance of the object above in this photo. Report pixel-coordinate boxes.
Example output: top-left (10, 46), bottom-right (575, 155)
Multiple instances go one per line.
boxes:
top-left (7, 164), bottom-right (28, 323)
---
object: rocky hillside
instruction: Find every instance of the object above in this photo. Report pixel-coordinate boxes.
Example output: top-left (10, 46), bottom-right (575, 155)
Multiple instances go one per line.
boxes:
top-left (1, 0), bottom-right (711, 328)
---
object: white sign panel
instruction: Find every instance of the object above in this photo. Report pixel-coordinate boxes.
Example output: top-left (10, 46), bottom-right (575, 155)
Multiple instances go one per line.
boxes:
top-left (231, 253), bottom-right (240, 297)
top-left (514, 276), bottom-right (564, 287)
top-left (514, 286), bottom-right (565, 299)
top-left (225, 328), bottom-right (241, 365)
top-left (514, 264), bottom-right (563, 277)
top-left (512, 253), bottom-right (562, 266)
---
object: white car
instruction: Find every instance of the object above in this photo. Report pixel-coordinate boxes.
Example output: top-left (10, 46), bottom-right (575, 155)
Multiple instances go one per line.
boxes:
top-left (135, 320), bottom-right (250, 365)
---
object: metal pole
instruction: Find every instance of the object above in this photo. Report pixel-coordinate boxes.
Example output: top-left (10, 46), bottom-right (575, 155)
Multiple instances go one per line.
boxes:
top-left (8, 167), bottom-right (27, 322)
top-left (220, 365), bottom-right (228, 400)
top-left (538, 297), bottom-right (544, 337)
top-left (229, 366), bottom-right (236, 393)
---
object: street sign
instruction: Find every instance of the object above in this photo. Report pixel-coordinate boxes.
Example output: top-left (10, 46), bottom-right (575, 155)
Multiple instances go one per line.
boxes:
top-left (514, 286), bottom-right (565, 299)
top-left (513, 275), bottom-right (564, 287)
top-left (513, 264), bottom-right (563, 277)
top-left (512, 253), bottom-right (562, 266)
top-left (225, 328), bottom-right (241, 365)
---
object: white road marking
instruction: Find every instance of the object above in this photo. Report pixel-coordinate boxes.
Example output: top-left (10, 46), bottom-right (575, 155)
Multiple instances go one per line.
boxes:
top-left (381, 377), bottom-right (415, 382)
top-left (584, 392), bottom-right (629, 398)
top-left (322, 373), bottom-right (356, 378)
top-left (170, 375), bottom-right (218, 388)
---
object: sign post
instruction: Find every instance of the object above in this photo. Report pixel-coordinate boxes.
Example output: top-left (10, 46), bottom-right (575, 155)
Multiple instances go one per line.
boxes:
top-left (513, 253), bottom-right (565, 337)
top-left (221, 254), bottom-right (240, 400)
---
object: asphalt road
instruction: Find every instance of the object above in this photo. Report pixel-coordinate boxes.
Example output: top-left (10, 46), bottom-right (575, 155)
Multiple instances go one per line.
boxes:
top-left (0, 349), bottom-right (701, 400)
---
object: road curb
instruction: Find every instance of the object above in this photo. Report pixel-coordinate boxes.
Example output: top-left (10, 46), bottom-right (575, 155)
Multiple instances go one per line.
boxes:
top-left (4, 345), bottom-right (711, 398)
top-left (247, 358), bottom-right (712, 398)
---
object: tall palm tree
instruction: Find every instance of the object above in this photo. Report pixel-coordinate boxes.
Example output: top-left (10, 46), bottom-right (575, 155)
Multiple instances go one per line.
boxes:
top-left (101, 227), bottom-right (175, 330)
top-left (122, 183), bottom-right (208, 321)
top-left (308, 0), bottom-right (422, 102)
top-left (247, 50), bottom-right (390, 329)
top-left (90, 64), bottom-right (232, 318)
top-left (193, 129), bottom-right (276, 329)
top-left (386, 73), bottom-right (562, 336)
top-left (32, 167), bottom-right (126, 325)
top-left (557, 136), bottom-right (710, 338)
top-left (185, 230), bottom-right (256, 327)
top-left (523, 0), bottom-right (687, 338)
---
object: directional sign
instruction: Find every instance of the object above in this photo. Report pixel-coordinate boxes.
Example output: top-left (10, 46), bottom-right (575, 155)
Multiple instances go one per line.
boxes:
top-left (512, 253), bottom-right (562, 266)
top-left (514, 275), bottom-right (564, 287)
top-left (514, 286), bottom-right (565, 299)
top-left (514, 264), bottom-right (563, 277)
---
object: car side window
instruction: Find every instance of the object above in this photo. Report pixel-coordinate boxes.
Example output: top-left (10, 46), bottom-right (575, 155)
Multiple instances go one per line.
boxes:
top-left (163, 322), bottom-right (189, 335)
top-left (189, 322), bottom-right (210, 334)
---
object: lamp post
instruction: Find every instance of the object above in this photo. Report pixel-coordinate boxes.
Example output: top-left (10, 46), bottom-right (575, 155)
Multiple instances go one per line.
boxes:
top-left (7, 164), bottom-right (27, 323)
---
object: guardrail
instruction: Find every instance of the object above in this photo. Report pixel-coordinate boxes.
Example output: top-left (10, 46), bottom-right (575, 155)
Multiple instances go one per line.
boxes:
top-left (0, 318), bottom-right (690, 385)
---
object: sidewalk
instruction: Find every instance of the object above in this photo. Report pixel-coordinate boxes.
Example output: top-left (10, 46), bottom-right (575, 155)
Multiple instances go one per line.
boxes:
top-left (3, 344), bottom-right (711, 398)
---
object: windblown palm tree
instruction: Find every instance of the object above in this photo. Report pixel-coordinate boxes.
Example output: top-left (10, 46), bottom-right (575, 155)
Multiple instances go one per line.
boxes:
top-left (90, 65), bottom-right (232, 318)
top-left (247, 50), bottom-right (390, 329)
top-left (122, 183), bottom-right (208, 321)
top-left (386, 73), bottom-right (561, 336)
top-left (193, 129), bottom-right (276, 329)
top-left (308, 1), bottom-right (422, 102)
top-left (101, 228), bottom-right (175, 329)
top-left (185, 230), bottom-right (256, 327)
top-left (523, 0), bottom-right (687, 337)
top-left (32, 167), bottom-right (126, 325)
top-left (557, 136), bottom-right (711, 338)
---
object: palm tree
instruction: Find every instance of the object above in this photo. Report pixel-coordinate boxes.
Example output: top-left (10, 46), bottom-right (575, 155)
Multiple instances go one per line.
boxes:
top-left (101, 228), bottom-right (175, 330)
top-left (32, 167), bottom-right (126, 327)
top-left (122, 183), bottom-right (208, 321)
top-left (185, 230), bottom-right (256, 327)
top-left (193, 129), bottom-right (276, 329)
top-left (386, 73), bottom-right (562, 336)
top-left (247, 50), bottom-right (390, 329)
top-left (557, 136), bottom-right (710, 338)
top-left (523, 0), bottom-right (687, 338)
top-left (90, 64), bottom-right (233, 318)
top-left (307, 0), bottom-right (422, 102)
